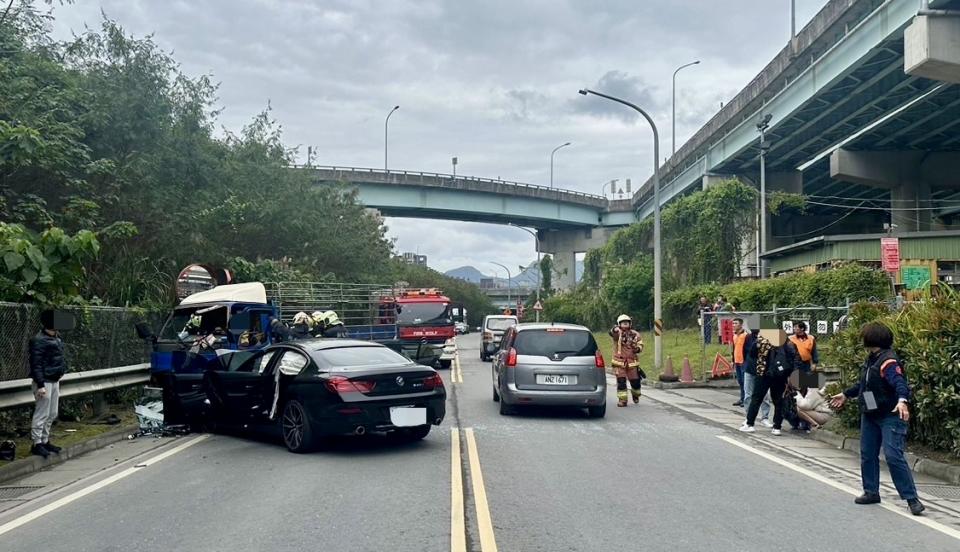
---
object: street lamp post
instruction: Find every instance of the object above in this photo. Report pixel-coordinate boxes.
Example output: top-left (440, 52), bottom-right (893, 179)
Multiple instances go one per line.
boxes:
top-left (489, 261), bottom-right (512, 309)
top-left (508, 223), bottom-right (541, 322)
top-left (672, 60), bottom-right (700, 156)
top-left (601, 179), bottom-right (619, 198)
top-left (550, 142), bottom-right (571, 188)
top-left (756, 114), bottom-right (772, 279)
top-left (384, 105), bottom-right (399, 171)
top-left (579, 88), bottom-right (663, 370)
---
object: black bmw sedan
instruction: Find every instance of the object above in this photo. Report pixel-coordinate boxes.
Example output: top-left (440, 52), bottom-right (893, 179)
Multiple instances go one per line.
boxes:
top-left (202, 339), bottom-right (446, 453)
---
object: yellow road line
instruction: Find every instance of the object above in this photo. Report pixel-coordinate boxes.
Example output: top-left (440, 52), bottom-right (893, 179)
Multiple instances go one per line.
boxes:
top-left (451, 428), bottom-right (467, 552)
top-left (453, 354), bottom-right (463, 383)
top-left (717, 435), bottom-right (960, 541)
top-left (465, 428), bottom-right (498, 552)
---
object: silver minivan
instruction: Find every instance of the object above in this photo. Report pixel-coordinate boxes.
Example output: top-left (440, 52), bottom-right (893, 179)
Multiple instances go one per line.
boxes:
top-left (491, 323), bottom-right (606, 418)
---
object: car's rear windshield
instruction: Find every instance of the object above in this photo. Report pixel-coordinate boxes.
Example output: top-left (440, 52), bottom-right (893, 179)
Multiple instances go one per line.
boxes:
top-left (485, 318), bottom-right (516, 331)
top-left (314, 346), bottom-right (413, 368)
top-left (513, 329), bottom-right (597, 357)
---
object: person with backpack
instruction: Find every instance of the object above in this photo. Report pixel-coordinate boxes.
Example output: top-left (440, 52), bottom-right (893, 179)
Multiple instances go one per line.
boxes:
top-left (739, 329), bottom-right (802, 436)
top-left (830, 322), bottom-right (924, 516)
top-left (29, 311), bottom-right (68, 458)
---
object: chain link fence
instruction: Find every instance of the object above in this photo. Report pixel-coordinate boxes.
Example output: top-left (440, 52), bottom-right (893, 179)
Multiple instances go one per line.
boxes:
top-left (0, 302), bottom-right (165, 382)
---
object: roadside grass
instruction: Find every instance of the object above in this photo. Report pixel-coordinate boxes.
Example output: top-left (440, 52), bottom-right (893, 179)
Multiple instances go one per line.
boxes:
top-left (7, 405), bottom-right (137, 461)
top-left (593, 327), bottom-right (732, 381)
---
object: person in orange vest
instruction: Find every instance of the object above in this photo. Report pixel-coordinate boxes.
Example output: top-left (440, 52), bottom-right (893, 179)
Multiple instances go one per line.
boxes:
top-left (731, 318), bottom-right (750, 407)
top-left (788, 321), bottom-right (819, 373)
top-left (609, 314), bottom-right (644, 407)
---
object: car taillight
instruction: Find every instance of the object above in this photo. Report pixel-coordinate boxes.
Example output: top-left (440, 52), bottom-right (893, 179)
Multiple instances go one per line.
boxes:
top-left (422, 373), bottom-right (444, 390)
top-left (595, 350), bottom-right (605, 369)
top-left (324, 376), bottom-right (376, 394)
top-left (506, 347), bottom-right (517, 367)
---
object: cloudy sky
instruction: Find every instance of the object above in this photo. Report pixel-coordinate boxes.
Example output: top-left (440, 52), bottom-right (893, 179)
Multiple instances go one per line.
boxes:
top-left (51, 0), bottom-right (828, 276)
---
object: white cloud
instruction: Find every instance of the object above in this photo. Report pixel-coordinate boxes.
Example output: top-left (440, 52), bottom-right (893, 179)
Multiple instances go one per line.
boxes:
top-left (50, 0), bottom-right (828, 273)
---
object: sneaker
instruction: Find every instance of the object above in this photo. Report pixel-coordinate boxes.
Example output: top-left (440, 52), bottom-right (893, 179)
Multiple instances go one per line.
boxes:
top-left (854, 493), bottom-right (881, 505)
top-left (908, 499), bottom-right (925, 516)
top-left (732, 401), bottom-right (744, 407)
top-left (760, 418), bottom-right (774, 428)
top-left (42, 442), bottom-right (62, 454)
top-left (738, 423), bottom-right (756, 433)
top-left (771, 428), bottom-right (782, 436)
top-left (30, 443), bottom-right (50, 459)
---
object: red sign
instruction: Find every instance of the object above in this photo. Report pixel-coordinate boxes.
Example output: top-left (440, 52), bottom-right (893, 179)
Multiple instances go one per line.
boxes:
top-left (881, 237), bottom-right (900, 273)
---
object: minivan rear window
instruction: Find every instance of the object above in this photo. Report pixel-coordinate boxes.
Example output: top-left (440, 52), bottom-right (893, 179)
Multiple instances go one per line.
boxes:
top-left (485, 318), bottom-right (517, 331)
top-left (513, 329), bottom-right (597, 357)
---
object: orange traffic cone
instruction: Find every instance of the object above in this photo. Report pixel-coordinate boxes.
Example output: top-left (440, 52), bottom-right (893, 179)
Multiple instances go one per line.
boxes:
top-left (680, 355), bottom-right (695, 383)
top-left (659, 355), bottom-right (679, 382)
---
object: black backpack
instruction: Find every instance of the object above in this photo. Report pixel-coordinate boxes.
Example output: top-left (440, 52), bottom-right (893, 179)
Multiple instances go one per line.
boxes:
top-left (767, 346), bottom-right (794, 378)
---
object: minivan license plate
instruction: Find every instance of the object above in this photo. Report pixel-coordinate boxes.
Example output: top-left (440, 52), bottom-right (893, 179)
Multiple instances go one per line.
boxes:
top-left (537, 374), bottom-right (575, 385)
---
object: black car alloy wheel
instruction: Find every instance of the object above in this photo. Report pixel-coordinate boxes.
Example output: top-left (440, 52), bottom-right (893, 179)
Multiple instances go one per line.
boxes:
top-left (281, 399), bottom-right (314, 453)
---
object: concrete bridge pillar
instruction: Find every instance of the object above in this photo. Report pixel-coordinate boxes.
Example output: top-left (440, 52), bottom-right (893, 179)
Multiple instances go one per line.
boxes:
top-left (539, 226), bottom-right (620, 291)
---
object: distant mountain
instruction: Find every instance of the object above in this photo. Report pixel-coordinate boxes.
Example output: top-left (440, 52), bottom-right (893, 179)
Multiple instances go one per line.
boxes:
top-left (445, 260), bottom-right (584, 287)
top-left (444, 265), bottom-right (487, 283)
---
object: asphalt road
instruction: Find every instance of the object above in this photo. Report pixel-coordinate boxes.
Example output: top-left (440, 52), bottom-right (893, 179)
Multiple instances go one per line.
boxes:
top-left (2, 333), bottom-right (959, 551)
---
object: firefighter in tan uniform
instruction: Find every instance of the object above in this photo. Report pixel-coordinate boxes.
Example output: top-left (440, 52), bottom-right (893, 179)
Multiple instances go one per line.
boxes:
top-left (609, 314), bottom-right (645, 407)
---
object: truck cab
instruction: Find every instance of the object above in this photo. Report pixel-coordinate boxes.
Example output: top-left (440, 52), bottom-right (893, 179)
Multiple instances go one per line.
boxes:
top-left (393, 289), bottom-right (458, 369)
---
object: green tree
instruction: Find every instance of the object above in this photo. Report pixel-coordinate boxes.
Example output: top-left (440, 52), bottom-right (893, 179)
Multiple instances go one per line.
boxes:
top-left (0, 222), bottom-right (100, 304)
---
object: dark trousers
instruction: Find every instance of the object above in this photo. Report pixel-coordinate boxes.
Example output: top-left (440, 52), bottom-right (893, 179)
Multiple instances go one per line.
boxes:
top-left (860, 413), bottom-right (918, 500)
top-left (745, 374), bottom-right (787, 429)
top-left (734, 363), bottom-right (745, 403)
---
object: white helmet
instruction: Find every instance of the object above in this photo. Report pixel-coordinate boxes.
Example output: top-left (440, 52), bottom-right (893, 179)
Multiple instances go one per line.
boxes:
top-left (617, 314), bottom-right (632, 324)
top-left (293, 312), bottom-right (311, 325)
top-left (311, 311), bottom-right (325, 322)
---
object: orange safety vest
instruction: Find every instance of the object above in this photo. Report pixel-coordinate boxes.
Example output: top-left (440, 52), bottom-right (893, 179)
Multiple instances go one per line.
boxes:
top-left (733, 331), bottom-right (748, 364)
top-left (789, 334), bottom-right (816, 363)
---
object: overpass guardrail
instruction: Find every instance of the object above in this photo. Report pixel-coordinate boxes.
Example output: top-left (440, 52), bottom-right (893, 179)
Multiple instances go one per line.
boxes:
top-left (0, 363), bottom-right (149, 411)
top-left (295, 164), bottom-right (609, 202)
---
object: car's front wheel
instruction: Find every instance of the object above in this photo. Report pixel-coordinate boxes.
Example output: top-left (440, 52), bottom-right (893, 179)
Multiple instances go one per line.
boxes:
top-left (281, 399), bottom-right (315, 453)
top-left (439, 359), bottom-right (452, 370)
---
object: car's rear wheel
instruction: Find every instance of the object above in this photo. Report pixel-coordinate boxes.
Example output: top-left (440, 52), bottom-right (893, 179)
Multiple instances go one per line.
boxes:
top-left (480, 352), bottom-right (488, 362)
top-left (439, 359), bottom-right (452, 370)
top-left (492, 384), bottom-right (500, 402)
top-left (588, 404), bottom-right (606, 418)
top-left (281, 399), bottom-right (315, 453)
top-left (498, 399), bottom-right (512, 416)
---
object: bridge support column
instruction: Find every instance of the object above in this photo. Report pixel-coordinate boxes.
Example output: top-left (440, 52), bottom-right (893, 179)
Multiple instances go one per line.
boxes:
top-left (830, 149), bottom-right (960, 231)
top-left (905, 14), bottom-right (960, 84)
top-left (540, 227), bottom-right (619, 291)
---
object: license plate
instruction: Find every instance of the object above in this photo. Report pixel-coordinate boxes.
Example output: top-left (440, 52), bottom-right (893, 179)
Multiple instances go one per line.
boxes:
top-left (390, 406), bottom-right (427, 427)
top-left (536, 374), bottom-right (576, 385)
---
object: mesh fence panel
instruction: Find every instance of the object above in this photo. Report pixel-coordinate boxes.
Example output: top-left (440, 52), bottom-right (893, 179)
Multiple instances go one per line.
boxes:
top-left (0, 302), bottom-right (165, 382)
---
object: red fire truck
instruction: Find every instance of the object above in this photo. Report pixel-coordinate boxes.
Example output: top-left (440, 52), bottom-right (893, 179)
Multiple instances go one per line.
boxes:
top-left (389, 288), bottom-right (458, 369)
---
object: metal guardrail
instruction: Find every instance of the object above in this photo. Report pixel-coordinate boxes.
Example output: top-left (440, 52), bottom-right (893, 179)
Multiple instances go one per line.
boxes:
top-left (0, 363), bottom-right (150, 411)
top-left (293, 164), bottom-right (608, 201)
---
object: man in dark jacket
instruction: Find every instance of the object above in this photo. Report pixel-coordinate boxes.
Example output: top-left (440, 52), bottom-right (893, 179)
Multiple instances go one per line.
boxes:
top-left (830, 322), bottom-right (924, 516)
top-left (29, 311), bottom-right (67, 458)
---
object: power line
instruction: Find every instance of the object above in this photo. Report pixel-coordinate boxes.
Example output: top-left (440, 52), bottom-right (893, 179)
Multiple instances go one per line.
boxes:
top-left (772, 201), bottom-right (867, 238)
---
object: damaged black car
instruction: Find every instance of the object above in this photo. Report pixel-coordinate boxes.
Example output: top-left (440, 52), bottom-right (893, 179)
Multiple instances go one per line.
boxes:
top-left (202, 339), bottom-right (447, 453)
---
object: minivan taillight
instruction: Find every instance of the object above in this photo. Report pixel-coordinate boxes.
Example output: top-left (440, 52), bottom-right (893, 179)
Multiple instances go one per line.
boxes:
top-left (595, 350), bottom-right (605, 369)
top-left (506, 347), bottom-right (518, 367)
top-left (325, 376), bottom-right (376, 394)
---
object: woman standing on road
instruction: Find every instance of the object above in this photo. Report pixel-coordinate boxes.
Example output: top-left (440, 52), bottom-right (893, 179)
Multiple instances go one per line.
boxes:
top-left (609, 314), bottom-right (644, 407)
top-left (830, 322), bottom-right (925, 516)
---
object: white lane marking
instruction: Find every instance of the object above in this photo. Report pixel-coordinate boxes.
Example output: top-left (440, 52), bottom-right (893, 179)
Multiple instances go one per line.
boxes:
top-left (716, 435), bottom-right (960, 541)
top-left (451, 428), bottom-right (467, 552)
top-left (0, 434), bottom-right (210, 537)
top-left (465, 428), bottom-right (498, 552)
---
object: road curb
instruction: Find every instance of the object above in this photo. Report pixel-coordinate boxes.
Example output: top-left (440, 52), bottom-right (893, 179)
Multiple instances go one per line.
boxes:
top-left (0, 424), bottom-right (139, 485)
top-left (654, 379), bottom-right (739, 390)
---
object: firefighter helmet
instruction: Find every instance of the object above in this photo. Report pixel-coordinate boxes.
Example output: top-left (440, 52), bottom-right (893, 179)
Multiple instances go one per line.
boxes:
top-left (617, 314), bottom-right (632, 324)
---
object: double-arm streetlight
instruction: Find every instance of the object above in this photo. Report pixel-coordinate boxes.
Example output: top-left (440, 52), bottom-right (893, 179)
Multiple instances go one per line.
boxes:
top-left (508, 223), bottom-right (541, 322)
top-left (384, 105), bottom-right (399, 171)
top-left (550, 142), bottom-right (571, 188)
top-left (579, 88), bottom-right (663, 370)
top-left (672, 60), bottom-right (700, 156)
top-left (489, 261), bottom-right (512, 309)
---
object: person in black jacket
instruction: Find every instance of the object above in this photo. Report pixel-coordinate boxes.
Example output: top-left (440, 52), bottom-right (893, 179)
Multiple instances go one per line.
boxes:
top-left (29, 311), bottom-right (68, 458)
top-left (740, 330), bottom-right (803, 436)
top-left (830, 322), bottom-right (925, 516)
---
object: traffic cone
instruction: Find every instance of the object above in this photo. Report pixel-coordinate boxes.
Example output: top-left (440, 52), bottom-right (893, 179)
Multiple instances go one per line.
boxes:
top-left (659, 355), bottom-right (679, 382)
top-left (680, 355), bottom-right (695, 383)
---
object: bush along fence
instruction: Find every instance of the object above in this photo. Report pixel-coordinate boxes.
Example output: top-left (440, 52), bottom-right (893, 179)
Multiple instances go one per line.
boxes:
top-left (827, 289), bottom-right (960, 459)
top-left (0, 302), bottom-right (164, 382)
